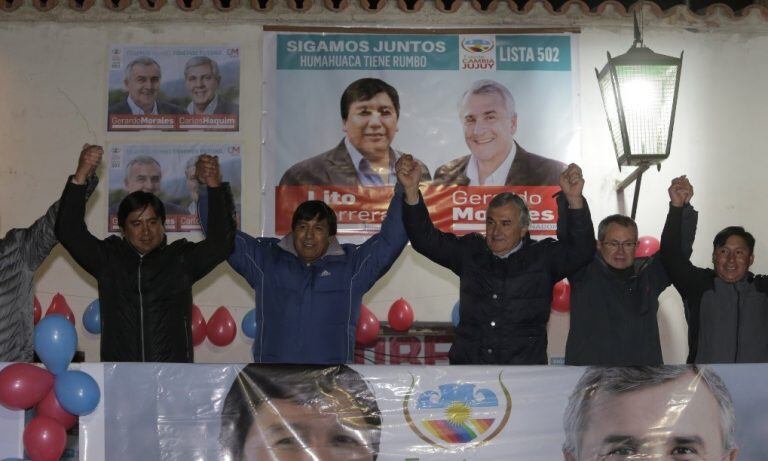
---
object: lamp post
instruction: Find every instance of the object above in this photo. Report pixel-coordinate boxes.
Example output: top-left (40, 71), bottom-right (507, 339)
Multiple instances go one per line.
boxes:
top-left (596, 14), bottom-right (683, 220)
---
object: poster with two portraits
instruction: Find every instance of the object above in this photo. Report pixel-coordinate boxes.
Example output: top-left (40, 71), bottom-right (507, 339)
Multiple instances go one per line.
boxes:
top-left (262, 30), bottom-right (580, 238)
top-left (106, 45), bottom-right (242, 233)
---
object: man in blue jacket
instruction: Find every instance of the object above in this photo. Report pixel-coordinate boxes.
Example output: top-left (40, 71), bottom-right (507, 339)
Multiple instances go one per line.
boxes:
top-left (200, 157), bottom-right (411, 364)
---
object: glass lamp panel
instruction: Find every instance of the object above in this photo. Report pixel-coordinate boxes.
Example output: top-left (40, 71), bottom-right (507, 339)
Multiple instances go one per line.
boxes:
top-left (615, 63), bottom-right (679, 157)
top-left (597, 68), bottom-right (625, 160)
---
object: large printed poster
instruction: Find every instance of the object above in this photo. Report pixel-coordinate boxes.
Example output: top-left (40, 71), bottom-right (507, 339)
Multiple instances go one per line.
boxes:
top-left (73, 363), bottom-right (768, 460)
top-left (107, 45), bottom-right (240, 132)
top-left (262, 30), bottom-right (580, 238)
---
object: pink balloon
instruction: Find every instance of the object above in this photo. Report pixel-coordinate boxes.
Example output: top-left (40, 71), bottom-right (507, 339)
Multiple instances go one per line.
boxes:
top-left (23, 416), bottom-right (67, 461)
top-left (34, 296), bottom-right (42, 325)
top-left (0, 363), bottom-right (54, 410)
top-left (191, 305), bottom-right (207, 347)
top-left (45, 293), bottom-right (75, 325)
top-left (551, 279), bottom-right (571, 313)
top-left (36, 388), bottom-right (77, 431)
top-left (388, 298), bottom-right (414, 332)
top-left (356, 305), bottom-right (380, 345)
top-left (635, 235), bottom-right (661, 258)
top-left (207, 306), bottom-right (236, 347)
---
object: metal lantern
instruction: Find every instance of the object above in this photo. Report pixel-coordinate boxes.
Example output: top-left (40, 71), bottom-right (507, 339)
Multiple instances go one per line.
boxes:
top-left (596, 14), bottom-right (683, 218)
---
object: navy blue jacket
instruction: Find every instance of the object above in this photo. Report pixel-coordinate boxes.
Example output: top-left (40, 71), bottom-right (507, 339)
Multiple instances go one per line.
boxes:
top-left (200, 188), bottom-right (407, 364)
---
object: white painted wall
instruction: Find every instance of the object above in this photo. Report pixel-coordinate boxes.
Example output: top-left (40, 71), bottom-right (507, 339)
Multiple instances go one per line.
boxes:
top-left (1, 12), bottom-right (766, 363)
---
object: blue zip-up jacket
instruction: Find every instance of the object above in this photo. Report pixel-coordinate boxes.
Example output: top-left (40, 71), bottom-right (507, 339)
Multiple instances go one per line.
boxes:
top-left (199, 187), bottom-right (408, 364)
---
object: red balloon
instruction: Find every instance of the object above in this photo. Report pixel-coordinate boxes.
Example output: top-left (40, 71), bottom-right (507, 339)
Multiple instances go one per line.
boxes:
top-left (45, 293), bottom-right (75, 325)
top-left (0, 363), bottom-right (54, 410)
top-left (551, 279), bottom-right (571, 313)
top-left (36, 388), bottom-right (77, 430)
top-left (207, 306), bottom-right (236, 347)
top-left (388, 298), bottom-right (414, 332)
top-left (635, 235), bottom-right (661, 258)
top-left (191, 305), bottom-right (207, 347)
top-left (23, 416), bottom-right (67, 461)
top-left (34, 296), bottom-right (42, 325)
top-left (355, 305), bottom-right (380, 345)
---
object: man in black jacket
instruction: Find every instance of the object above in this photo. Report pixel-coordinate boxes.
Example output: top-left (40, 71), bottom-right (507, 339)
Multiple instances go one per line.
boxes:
top-left (398, 155), bottom-right (594, 364)
top-left (56, 145), bottom-right (235, 362)
top-left (565, 205), bottom-right (697, 366)
top-left (661, 175), bottom-right (768, 363)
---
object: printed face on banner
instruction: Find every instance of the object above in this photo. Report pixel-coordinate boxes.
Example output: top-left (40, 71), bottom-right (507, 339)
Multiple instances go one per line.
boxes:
top-left (574, 374), bottom-right (737, 461)
top-left (597, 223), bottom-right (638, 270)
top-left (293, 217), bottom-right (331, 264)
top-left (242, 396), bottom-right (376, 461)
top-left (121, 205), bottom-right (165, 254)
top-left (485, 203), bottom-right (528, 255)
top-left (125, 63), bottom-right (162, 113)
top-left (342, 92), bottom-right (399, 161)
top-left (461, 92), bottom-right (518, 167)
top-left (185, 63), bottom-right (220, 112)
top-left (125, 160), bottom-right (162, 195)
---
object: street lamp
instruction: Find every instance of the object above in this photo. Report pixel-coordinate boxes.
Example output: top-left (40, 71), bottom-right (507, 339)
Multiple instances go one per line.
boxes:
top-left (596, 14), bottom-right (683, 220)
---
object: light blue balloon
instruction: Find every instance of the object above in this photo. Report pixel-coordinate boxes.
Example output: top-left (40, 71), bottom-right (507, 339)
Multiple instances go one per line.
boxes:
top-left (34, 315), bottom-right (76, 375)
top-left (82, 299), bottom-right (101, 334)
top-left (241, 308), bottom-right (256, 339)
top-left (451, 301), bottom-right (460, 327)
top-left (54, 370), bottom-right (101, 416)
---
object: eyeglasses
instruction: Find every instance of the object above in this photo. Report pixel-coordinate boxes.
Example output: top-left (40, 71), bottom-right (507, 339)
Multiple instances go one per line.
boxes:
top-left (602, 240), bottom-right (638, 250)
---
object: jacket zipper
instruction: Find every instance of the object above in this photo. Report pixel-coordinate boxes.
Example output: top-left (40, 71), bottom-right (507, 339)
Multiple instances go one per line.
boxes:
top-left (138, 256), bottom-right (146, 362)
top-left (733, 284), bottom-right (741, 362)
top-left (184, 317), bottom-right (191, 362)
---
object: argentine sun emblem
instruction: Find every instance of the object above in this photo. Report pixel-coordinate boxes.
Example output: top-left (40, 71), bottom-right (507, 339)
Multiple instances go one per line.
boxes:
top-left (403, 372), bottom-right (512, 449)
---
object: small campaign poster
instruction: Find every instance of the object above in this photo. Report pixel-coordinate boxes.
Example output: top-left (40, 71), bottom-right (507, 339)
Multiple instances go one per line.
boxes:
top-left (108, 45), bottom-right (240, 132)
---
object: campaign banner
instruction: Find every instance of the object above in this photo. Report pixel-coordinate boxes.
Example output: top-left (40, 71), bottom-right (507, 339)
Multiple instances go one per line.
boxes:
top-left (107, 45), bottom-right (240, 132)
top-left (107, 143), bottom-right (242, 233)
top-left (68, 363), bottom-right (768, 460)
top-left (262, 31), bottom-right (579, 238)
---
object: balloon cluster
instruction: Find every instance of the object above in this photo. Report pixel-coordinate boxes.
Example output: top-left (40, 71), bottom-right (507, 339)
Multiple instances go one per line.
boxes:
top-left (0, 311), bottom-right (101, 461)
top-left (355, 298), bottom-right (417, 345)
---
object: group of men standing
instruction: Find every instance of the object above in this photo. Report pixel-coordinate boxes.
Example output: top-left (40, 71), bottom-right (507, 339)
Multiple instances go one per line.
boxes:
top-left (2, 75), bottom-right (767, 368)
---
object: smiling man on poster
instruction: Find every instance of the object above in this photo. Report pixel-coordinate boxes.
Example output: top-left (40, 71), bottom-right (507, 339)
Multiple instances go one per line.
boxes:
top-left (279, 77), bottom-right (430, 187)
top-left (433, 79), bottom-right (566, 186)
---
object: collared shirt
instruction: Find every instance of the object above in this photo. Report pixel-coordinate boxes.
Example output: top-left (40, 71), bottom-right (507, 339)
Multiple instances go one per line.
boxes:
top-left (345, 137), bottom-right (398, 186)
top-left (127, 96), bottom-right (159, 115)
top-left (494, 240), bottom-right (523, 259)
top-left (187, 95), bottom-right (219, 115)
top-left (466, 143), bottom-right (517, 186)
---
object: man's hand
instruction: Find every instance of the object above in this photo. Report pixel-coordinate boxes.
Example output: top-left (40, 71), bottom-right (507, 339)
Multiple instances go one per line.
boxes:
top-left (559, 163), bottom-right (585, 209)
top-left (196, 154), bottom-right (222, 188)
top-left (668, 175), bottom-right (693, 207)
top-left (396, 154), bottom-right (421, 205)
top-left (73, 144), bottom-right (103, 185)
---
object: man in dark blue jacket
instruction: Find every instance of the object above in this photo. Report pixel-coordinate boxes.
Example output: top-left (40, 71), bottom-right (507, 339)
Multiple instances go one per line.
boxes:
top-left (200, 159), bottom-right (410, 364)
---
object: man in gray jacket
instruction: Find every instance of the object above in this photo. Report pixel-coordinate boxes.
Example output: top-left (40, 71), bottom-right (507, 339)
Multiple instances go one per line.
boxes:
top-left (0, 148), bottom-right (98, 361)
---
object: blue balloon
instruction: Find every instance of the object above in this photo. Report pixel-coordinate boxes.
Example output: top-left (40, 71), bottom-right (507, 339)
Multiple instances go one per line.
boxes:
top-left (54, 370), bottom-right (100, 416)
top-left (34, 315), bottom-right (76, 375)
top-left (82, 299), bottom-right (101, 334)
top-left (451, 300), bottom-right (460, 327)
top-left (241, 308), bottom-right (257, 339)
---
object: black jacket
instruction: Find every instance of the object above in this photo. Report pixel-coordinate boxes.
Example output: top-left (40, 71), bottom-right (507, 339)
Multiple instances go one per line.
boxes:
top-left (403, 193), bottom-right (595, 365)
top-left (56, 179), bottom-right (235, 362)
top-left (661, 204), bottom-right (768, 363)
top-left (565, 204), bottom-right (697, 366)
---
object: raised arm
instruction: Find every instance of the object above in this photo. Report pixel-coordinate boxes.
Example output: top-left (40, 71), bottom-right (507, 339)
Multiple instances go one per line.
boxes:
top-left (186, 154), bottom-right (236, 281)
top-left (549, 163), bottom-right (596, 279)
top-left (660, 175), bottom-right (709, 296)
top-left (399, 154), bottom-right (466, 274)
top-left (55, 144), bottom-right (105, 277)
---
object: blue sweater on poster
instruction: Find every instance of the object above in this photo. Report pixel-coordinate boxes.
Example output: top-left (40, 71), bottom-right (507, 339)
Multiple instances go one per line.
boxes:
top-left (199, 187), bottom-right (407, 364)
